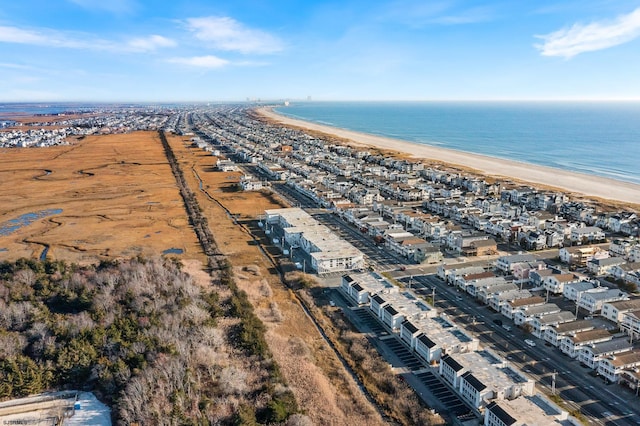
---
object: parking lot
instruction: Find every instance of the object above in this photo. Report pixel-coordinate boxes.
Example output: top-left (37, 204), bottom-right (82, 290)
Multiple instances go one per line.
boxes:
top-left (413, 370), bottom-right (473, 420)
top-left (379, 337), bottom-right (425, 371)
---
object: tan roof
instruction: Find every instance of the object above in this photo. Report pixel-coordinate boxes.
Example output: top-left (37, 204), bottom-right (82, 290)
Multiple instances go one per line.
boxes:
top-left (552, 273), bottom-right (578, 282)
top-left (553, 320), bottom-right (594, 334)
top-left (463, 271), bottom-right (496, 281)
top-left (610, 350), bottom-right (640, 368)
top-left (510, 296), bottom-right (545, 307)
top-left (607, 299), bottom-right (640, 311)
top-left (572, 329), bottom-right (611, 343)
top-left (400, 237), bottom-right (429, 246)
top-left (471, 239), bottom-right (497, 248)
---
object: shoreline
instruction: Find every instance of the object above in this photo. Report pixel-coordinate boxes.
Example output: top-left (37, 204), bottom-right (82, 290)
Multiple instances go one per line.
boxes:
top-left (257, 107), bottom-right (640, 207)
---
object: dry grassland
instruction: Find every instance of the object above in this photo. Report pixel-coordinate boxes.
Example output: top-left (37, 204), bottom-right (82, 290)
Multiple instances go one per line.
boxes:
top-left (166, 134), bottom-right (384, 426)
top-left (0, 131), bottom-right (203, 264)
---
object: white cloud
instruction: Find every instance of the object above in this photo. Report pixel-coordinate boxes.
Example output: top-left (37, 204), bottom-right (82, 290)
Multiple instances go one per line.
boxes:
top-left (185, 16), bottom-right (283, 54)
top-left (127, 35), bottom-right (176, 52)
top-left (0, 26), bottom-right (57, 46)
top-left (167, 55), bottom-right (230, 68)
top-left (536, 7), bottom-right (640, 58)
top-left (0, 25), bottom-right (174, 53)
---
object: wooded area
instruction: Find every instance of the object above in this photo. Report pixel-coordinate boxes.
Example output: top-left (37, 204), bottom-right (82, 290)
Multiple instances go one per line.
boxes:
top-left (0, 257), bottom-right (302, 425)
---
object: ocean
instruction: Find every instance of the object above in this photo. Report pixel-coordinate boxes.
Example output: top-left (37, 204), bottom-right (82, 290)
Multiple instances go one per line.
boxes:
top-left (274, 101), bottom-right (640, 185)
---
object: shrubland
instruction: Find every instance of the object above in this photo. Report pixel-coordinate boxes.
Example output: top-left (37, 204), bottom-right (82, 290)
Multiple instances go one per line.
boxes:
top-left (0, 257), bottom-right (298, 425)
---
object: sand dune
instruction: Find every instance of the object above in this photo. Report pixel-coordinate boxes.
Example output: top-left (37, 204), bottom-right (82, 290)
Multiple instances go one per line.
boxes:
top-left (258, 107), bottom-right (640, 206)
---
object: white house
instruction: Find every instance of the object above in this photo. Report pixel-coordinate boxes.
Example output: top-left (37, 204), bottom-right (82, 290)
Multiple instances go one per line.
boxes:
top-left (570, 226), bottom-right (605, 244)
top-left (587, 256), bottom-right (626, 276)
top-left (530, 311), bottom-right (576, 338)
top-left (543, 273), bottom-right (579, 294)
top-left (562, 281), bottom-right (597, 302)
top-left (577, 337), bottom-right (633, 370)
top-left (597, 350), bottom-right (640, 384)
top-left (544, 319), bottom-right (594, 347)
top-left (601, 299), bottom-right (640, 324)
top-left (513, 303), bottom-right (561, 326)
top-left (577, 288), bottom-right (628, 314)
top-left (484, 396), bottom-right (568, 426)
top-left (559, 329), bottom-right (612, 358)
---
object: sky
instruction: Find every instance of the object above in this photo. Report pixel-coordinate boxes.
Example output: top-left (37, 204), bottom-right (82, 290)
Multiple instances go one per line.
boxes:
top-left (1, 0), bottom-right (640, 102)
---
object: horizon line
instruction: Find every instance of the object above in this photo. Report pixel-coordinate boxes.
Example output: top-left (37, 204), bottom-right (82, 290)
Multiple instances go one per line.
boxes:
top-left (3, 98), bottom-right (640, 104)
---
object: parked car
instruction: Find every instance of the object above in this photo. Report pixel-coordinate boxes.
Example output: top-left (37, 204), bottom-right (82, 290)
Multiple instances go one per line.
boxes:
top-left (524, 339), bottom-right (536, 347)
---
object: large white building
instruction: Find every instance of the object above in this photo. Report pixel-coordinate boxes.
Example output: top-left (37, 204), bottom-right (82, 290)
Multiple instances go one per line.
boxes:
top-left (265, 208), bottom-right (365, 274)
top-left (439, 350), bottom-right (535, 410)
top-left (484, 395), bottom-right (569, 426)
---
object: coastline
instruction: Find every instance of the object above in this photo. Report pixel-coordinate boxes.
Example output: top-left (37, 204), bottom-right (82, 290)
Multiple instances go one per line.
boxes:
top-left (257, 107), bottom-right (640, 206)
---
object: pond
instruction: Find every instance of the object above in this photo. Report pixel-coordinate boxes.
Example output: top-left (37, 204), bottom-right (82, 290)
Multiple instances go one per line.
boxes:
top-left (0, 209), bottom-right (63, 236)
top-left (162, 248), bottom-right (184, 255)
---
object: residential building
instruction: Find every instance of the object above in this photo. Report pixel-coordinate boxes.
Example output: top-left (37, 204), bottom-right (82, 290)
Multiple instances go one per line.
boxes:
top-left (570, 226), bottom-right (605, 244)
top-left (559, 246), bottom-right (608, 267)
top-left (601, 299), bottom-right (640, 324)
top-left (495, 254), bottom-right (537, 274)
top-left (577, 337), bottom-right (633, 369)
top-left (562, 281), bottom-right (597, 302)
top-left (577, 288), bottom-right (628, 314)
top-left (530, 311), bottom-right (576, 338)
top-left (587, 256), bottom-right (626, 276)
top-left (597, 350), bottom-right (640, 384)
top-left (400, 316), bottom-right (478, 363)
top-left (441, 350), bottom-right (534, 410)
top-left (488, 290), bottom-right (532, 313)
top-left (502, 296), bottom-right (545, 320)
top-left (559, 329), bottom-right (613, 358)
top-left (620, 309), bottom-right (640, 340)
top-left (484, 395), bottom-right (569, 426)
top-left (266, 208), bottom-right (365, 274)
top-left (543, 273), bottom-right (580, 294)
top-left (544, 319), bottom-right (595, 347)
top-left (514, 303), bottom-right (561, 326)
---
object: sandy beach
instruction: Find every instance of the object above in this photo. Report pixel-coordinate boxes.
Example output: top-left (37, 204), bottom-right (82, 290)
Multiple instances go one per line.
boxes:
top-left (258, 107), bottom-right (640, 206)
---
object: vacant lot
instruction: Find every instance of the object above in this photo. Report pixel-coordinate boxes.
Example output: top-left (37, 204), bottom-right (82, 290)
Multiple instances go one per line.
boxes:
top-left (0, 131), bottom-right (203, 264)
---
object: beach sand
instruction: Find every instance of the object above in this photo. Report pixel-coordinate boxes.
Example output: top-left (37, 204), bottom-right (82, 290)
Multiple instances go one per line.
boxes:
top-left (258, 107), bottom-right (640, 207)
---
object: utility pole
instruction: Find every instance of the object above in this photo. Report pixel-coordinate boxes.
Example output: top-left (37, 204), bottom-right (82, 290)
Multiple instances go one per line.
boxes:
top-left (551, 370), bottom-right (557, 395)
top-left (432, 287), bottom-right (436, 306)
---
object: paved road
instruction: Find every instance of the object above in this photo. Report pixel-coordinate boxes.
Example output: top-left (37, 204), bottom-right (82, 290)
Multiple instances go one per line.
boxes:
top-left (402, 274), bottom-right (640, 426)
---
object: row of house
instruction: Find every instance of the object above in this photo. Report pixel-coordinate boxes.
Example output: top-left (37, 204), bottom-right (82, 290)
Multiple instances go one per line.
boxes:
top-left (340, 272), bottom-right (576, 423)
top-left (184, 108), bottom-right (637, 263)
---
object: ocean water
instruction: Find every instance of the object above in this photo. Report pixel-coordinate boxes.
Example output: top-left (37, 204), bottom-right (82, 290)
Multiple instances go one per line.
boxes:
top-left (274, 101), bottom-right (640, 185)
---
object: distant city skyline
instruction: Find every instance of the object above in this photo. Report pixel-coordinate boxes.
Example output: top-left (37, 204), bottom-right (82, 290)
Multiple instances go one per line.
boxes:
top-left (1, 0), bottom-right (640, 102)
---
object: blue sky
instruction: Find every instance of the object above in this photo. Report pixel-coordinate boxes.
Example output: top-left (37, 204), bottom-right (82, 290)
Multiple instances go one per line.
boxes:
top-left (1, 0), bottom-right (640, 101)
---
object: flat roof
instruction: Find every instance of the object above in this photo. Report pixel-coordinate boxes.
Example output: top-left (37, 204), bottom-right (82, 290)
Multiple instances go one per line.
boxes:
top-left (408, 315), bottom-right (475, 348)
top-left (456, 350), bottom-right (532, 391)
top-left (488, 395), bottom-right (567, 425)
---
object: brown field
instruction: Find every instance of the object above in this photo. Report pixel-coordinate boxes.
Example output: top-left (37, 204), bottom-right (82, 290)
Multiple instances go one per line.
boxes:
top-left (0, 131), bottom-right (203, 264)
top-left (0, 129), bottom-right (389, 424)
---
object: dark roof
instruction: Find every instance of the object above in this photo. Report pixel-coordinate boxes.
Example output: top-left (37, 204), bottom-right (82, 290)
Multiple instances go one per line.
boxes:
top-left (402, 320), bottom-right (419, 334)
top-left (442, 354), bottom-right (463, 371)
top-left (343, 275), bottom-right (354, 283)
top-left (461, 371), bottom-right (487, 392)
top-left (486, 401), bottom-right (517, 426)
top-left (418, 333), bottom-right (436, 348)
top-left (352, 282), bottom-right (364, 292)
top-left (384, 305), bottom-right (399, 316)
top-left (371, 294), bottom-right (386, 304)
